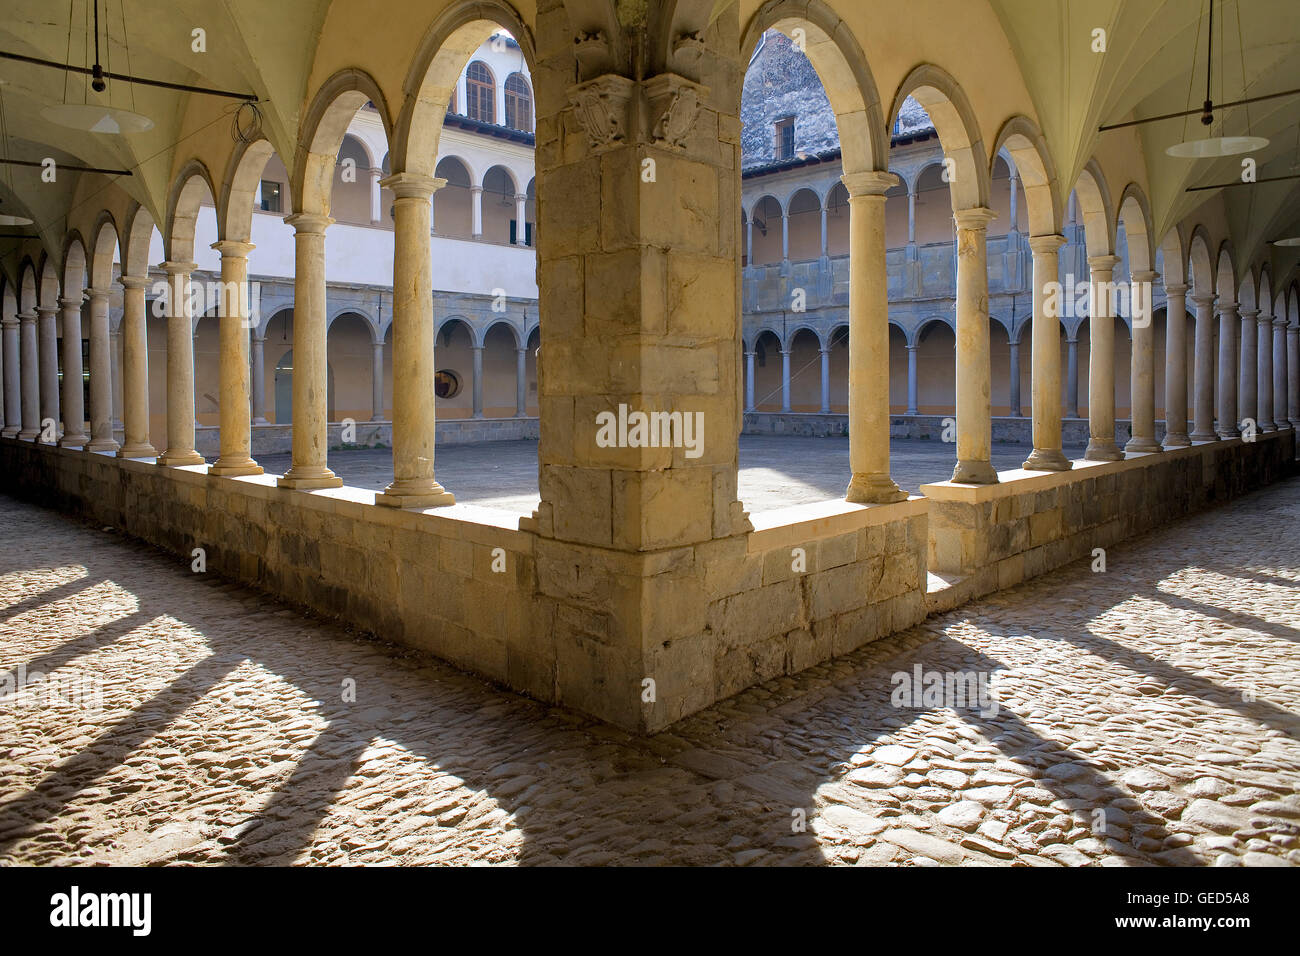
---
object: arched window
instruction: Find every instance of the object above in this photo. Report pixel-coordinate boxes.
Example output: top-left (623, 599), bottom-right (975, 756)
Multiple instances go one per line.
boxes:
top-left (466, 61), bottom-right (495, 124)
top-left (504, 73), bottom-right (532, 131)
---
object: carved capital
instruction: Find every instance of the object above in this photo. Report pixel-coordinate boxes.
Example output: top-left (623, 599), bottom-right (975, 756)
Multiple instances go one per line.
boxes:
top-left (567, 74), bottom-right (636, 152)
top-left (644, 73), bottom-right (707, 151)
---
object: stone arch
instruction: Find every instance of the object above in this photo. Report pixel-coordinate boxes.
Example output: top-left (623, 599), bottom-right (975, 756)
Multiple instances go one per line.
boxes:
top-left (991, 115), bottom-right (1062, 238)
top-left (910, 315), bottom-right (954, 347)
top-left (1259, 264), bottom-right (1273, 315)
top-left (1215, 242), bottom-right (1236, 305)
top-left (438, 314), bottom-right (479, 348)
top-left (1188, 225), bottom-right (1214, 295)
top-left (220, 137), bottom-right (277, 244)
top-left (122, 205), bottom-right (157, 279)
top-left (327, 306), bottom-right (380, 341)
top-left (293, 69), bottom-right (393, 217)
top-left (1116, 183), bottom-right (1154, 274)
top-left (785, 188), bottom-right (822, 261)
top-left (1237, 266), bottom-right (1258, 313)
top-left (787, 322), bottom-right (825, 349)
top-left (484, 318), bottom-right (522, 348)
top-left (1159, 228), bottom-right (1188, 288)
top-left (89, 212), bottom-right (120, 291)
top-left (739, 0), bottom-right (889, 176)
top-left (390, 1), bottom-right (536, 179)
top-left (888, 64), bottom-right (991, 213)
top-left (62, 232), bottom-right (88, 294)
top-left (1071, 160), bottom-right (1115, 258)
top-left (20, 257), bottom-right (40, 313)
top-left (166, 159), bottom-right (219, 262)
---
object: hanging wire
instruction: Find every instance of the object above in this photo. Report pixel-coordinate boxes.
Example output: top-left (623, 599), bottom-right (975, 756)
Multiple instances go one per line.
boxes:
top-left (1179, 1), bottom-right (1205, 146)
top-left (232, 98), bottom-right (263, 143)
top-left (119, 0), bottom-right (136, 114)
top-left (62, 0), bottom-right (75, 107)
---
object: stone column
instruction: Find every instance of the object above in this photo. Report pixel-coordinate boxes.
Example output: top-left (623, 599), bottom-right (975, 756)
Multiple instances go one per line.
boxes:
top-left (780, 213), bottom-right (789, 263)
top-left (1276, 316), bottom-right (1293, 432)
top-left (1008, 339), bottom-right (1021, 417)
top-left (276, 216), bottom-right (341, 487)
top-left (56, 299), bottom-right (88, 446)
top-left (36, 305), bottom-right (60, 439)
top-left (208, 241), bottom-right (262, 476)
top-left (370, 341), bottom-right (385, 421)
top-left (1024, 234), bottom-right (1071, 469)
top-left (368, 167), bottom-right (383, 224)
top-left (515, 193), bottom-right (528, 246)
top-left (952, 207), bottom-right (999, 482)
top-left (375, 173), bottom-right (452, 507)
top-left (1162, 282), bottom-right (1190, 446)
top-left (1125, 270), bottom-right (1160, 453)
top-left (779, 347), bottom-right (791, 412)
top-left (819, 346), bottom-right (830, 413)
top-left (1084, 255), bottom-right (1123, 460)
top-left (154, 264), bottom-right (203, 464)
top-left (471, 344), bottom-right (484, 418)
top-left (85, 287), bottom-right (119, 452)
top-left (515, 345), bottom-right (527, 416)
top-left (907, 188), bottom-right (916, 244)
top-left (1287, 321), bottom-right (1299, 429)
top-left (1008, 171), bottom-right (1019, 233)
top-left (1238, 308), bottom-right (1258, 428)
top-left (117, 275), bottom-right (156, 457)
top-left (110, 326), bottom-right (124, 431)
top-left (1065, 334), bottom-right (1079, 417)
top-left (18, 311), bottom-right (40, 441)
top-left (744, 350), bottom-right (755, 411)
top-left (819, 206), bottom-right (828, 258)
top-left (470, 185), bottom-right (483, 239)
top-left (1216, 301), bottom-right (1239, 438)
top-left (1, 313), bottom-right (19, 438)
top-left (842, 171), bottom-right (907, 501)
top-left (905, 344), bottom-right (919, 416)
top-left (745, 217), bottom-right (753, 266)
top-left (1190, 292), bottom-right (1218, 440)
top-left (250, 333), bottom-right (267, 424)
top-left (1257, 309), bottom-right (1274, 431)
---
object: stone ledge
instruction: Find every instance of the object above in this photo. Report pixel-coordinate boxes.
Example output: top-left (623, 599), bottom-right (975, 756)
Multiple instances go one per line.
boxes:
top-left (748, 494), bottom-right (926, 552)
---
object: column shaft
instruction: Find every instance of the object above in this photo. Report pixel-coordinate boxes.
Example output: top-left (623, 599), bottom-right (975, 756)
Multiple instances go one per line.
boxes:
top-left (1276, 318), bottom-right (1293, 432)
top-left (515, 346), bottom-right (527, 416)
top-left (209, 241), bottom-right (262, 476)
top-left (156, 264), bottom-right (203, 465)
top-left (1066, 337), bottom-right (1079, 418)
top-left (779, 348), bottom-right (791, 412)
top-left (250, 335), bottom-right (267, 424)
top-left (371, 342), bottom-right (385, 421)
top-left (1163, 284), bottom-right (1190, 446)
top-left (1085, 255), bottom-right (1123, 460)
top-left (376, 174), bottom-right (453, 507)
top-left (843, 172), bottom-right (905, 501)
top-left (1239, 310), bottom-right (1257, 426)
top-left (37, 306), bottom-right (60, 437)
top-left (1008, 341), bottom-right (1021, 417)
top-left (744, 350), bottom-right (755, 412)
top-left (1125, 270), bottom-right (1160, 453)
top-left (1257, 311), bottom-right (1274, 431)
top-left (86, 289), bottom-right (119, 451)
top-left (1, 317), bottom-right (19, 438)
top-left (117, 276), bottom-right (157, 457)
top-left (19, 312), bottom-right (40, 440)
top-left (472, 344), bottom-right (484, 418)
top-left (1190, 293), bottom-right (1218, 440)
top-left (1024, 234), bottom-right (1070, 469)
top-left (57, 300), bottom-right (87, 446)
top-left (819, 347), bottom-right (830, 413)
top-left (952, 207), bottom-right (999, 482)
top-left (906, 345), bottom-right (918, 416)
top-left (278, 217), bottom-right (341, 488)
top-left (1216, 303), bottom-right (1239, 438)
top-left (1286, 323), bottom-right (1298, 429)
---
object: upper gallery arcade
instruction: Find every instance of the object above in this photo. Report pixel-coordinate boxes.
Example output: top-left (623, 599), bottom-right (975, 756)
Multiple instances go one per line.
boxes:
top-left (1, 0), bottom-right (1298, 731)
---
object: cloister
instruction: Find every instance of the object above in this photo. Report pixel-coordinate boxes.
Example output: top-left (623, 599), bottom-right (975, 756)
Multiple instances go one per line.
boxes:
top-left (1, 0), bottom-right (1298, 736)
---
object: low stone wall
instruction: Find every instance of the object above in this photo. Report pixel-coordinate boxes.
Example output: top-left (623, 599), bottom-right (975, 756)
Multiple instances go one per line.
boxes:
top-left (743, 412), bottom-right (1161, 446)
top-left (921, 429), bottom-right (1296, 609)
top-left (186, 416), bottom-right (540, 457)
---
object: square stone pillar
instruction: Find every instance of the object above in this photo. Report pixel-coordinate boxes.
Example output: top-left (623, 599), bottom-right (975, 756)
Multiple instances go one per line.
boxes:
top-left (528, 30), bottom-right (750, 729)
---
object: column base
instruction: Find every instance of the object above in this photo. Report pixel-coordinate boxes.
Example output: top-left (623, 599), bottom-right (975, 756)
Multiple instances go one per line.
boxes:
top-left (1162, 433), bottom-right (1191, 448)
top-left (1124, 436), bottom-right (1162, 454)
top-left (1281, 420), bottom-right (1296, 431)
top-left (1258, 421), bottom-right (1276, 433)
top-left (117, 442), bottom-right (158, 459)
top-left (1022, 448), bottom-right (1073, 471)
top-left (87, 438), bottom-right (120, 453)
top-left (253, 417), bottom-right (269, 425)
top-left (157, 449), bottom-right (205, 466)
top-left (57, 432), bottom-right (87, 448)
top-left (278, 466), bottom-right (342, 489)
top-left (951, 459), bottom-right (999, 484)
top-left (1, 427), bottom-right (19, 439)
top-left (1189, 429), bottom-right (1219, 442)
top-left (375, 488), bottom-right (456, 509)
top-left (844, 472), bottom-right (907, 504)
top-left (1084, 439), bottom-right (1124, 461)
top-left (1215, 428), bottom-right (1240, 440)
top-left (209, 458), bottom-right (264, 477)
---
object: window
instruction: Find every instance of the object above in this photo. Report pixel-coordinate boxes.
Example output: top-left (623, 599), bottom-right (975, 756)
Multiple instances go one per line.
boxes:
top-left (504, 73), bottom-right (532, 131)
top-left (435, 369), bottom-right (462, 399)
top-left (466, 61), bottom-right (495, 124)
top-left (260, 180), bottom-right (282, 212)
top-left (774, 117), bottom-right (795, 161)
top-left (509, 219), bottom-right (533, 246)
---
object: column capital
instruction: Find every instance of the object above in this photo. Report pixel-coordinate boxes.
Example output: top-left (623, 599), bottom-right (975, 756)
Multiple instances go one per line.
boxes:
top-left (118, 274), bottom-right (149, 290)
top-left (56, 297), bottom-right (82, 311)
top-left (17, 309), bottom-right (38, 323)
top-left (211, 239), bottom-right (256, 258)
top-left (34, 304), bottom-right (58, 318)
top-left (86, 286), bottom-right (114, 301)
top-left (1276, 315), bottom-right (1292, 329)
top-left (1189, 291), bottom-right (1217, 308)
top-left (159, 260), bottom-right (197, 276)
top-left (469, 184), bottom-right (484, 195)
top-left (1239, 308), bottom-right (1260, 321)
top-left (1130, 270), bottom-right (1159, 284)
top-left (379, 172), bottom-right (445, 199)
top-left (1, 315), bottom-right (18, 329)
top-left (1217, 300), bottom-right (1239, 316)
top-left (1027, 233), bottom-right (1066, 254)
top-left (953, 206), bottom-right (996, 230)
top-left (840, 170), bottom-right (897, 198)
top-left (1163, 281), bottom-right (1189, 296)
top-left (283, 212), bottom-right (333, 234)
top-left (1087, 254), bottom-right (1121, 272)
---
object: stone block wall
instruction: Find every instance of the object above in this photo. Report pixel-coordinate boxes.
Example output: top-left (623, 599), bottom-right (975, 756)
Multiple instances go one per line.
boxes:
top-left (182, 417), bottom-right (541, 457)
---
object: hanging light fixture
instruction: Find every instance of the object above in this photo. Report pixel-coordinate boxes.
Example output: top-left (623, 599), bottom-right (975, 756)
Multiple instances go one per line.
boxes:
top-left (0, 86), bottom-right (33, 226)
top-left (1166, 0), bottom-right (1268, 158)
top-left (41, 0), bottom-right (153, 134)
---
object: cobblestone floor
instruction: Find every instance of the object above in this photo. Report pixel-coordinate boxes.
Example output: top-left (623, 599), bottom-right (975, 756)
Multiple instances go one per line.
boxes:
top-left (255, 435), bottom-right (1087, 516)
top-left (0, 476), bottom-right (1296, 866)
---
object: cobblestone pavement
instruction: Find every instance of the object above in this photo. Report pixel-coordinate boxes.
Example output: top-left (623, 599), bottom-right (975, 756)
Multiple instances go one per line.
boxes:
top-left (0, 477), bottom-right (1297, 866)
top-left (257, 435), bottom-right (1086, 516)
